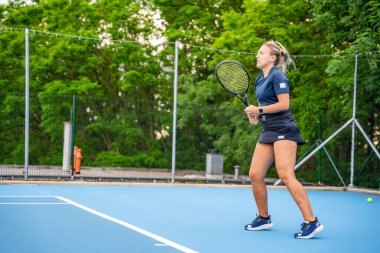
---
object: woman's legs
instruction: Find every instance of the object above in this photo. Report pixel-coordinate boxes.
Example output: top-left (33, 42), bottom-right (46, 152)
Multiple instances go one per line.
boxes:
top-left (249, 142), bottom-right (275, 217)
top-left (274, 140), bottom-right (315, 221)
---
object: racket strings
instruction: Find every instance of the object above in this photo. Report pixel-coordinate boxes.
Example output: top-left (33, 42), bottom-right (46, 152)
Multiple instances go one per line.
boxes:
top-left (217, 62), bottom-right (249, 94)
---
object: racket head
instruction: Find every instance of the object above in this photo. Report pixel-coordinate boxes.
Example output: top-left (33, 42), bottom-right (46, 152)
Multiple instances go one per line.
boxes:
top-left (215, 60), bottom-right (250, 95)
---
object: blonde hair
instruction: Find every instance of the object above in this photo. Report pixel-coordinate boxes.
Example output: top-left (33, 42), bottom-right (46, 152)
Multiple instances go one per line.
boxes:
top-left (263, 40), bottom-right (295, 73)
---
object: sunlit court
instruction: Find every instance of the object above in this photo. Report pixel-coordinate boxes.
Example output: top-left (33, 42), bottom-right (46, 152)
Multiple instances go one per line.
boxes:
top-left (0, 183), bottom-right (379, 253)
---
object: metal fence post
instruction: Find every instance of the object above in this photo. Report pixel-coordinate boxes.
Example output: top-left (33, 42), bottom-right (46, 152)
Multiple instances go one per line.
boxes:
top-left (24, 28), bottom-right (30, 180)
top-left (349, 54), bottom-right (358, 187)
top-left (317, 109), bottom-right (322, 183)
top-left (71, 95), bottom-right (77, 177)
top-left (171, 41), bottom-right (179, 183)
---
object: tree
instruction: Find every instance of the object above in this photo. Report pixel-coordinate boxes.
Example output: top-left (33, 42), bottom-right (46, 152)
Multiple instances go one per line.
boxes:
top-left (313, 0), bottom-right (380, 187)
top-left (0, 0), bottom-right (173, 168)
top-left (168, 0), bottom-right (330, 174)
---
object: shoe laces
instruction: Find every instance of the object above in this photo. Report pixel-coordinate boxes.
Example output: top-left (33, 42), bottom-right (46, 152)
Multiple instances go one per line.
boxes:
top-left (299, 222), bottom-right (311, 232)
top-left (252, 214), bottom-right (262, 223)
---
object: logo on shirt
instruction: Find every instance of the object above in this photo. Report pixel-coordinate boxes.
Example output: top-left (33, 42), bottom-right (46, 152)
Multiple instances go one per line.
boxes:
top-left (279, 83), bottom-right (287, 89)
top-left (278, 135), bottom-right (285, 139)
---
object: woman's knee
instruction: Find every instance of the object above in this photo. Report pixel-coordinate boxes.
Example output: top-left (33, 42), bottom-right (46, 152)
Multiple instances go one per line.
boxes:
top-left (249, 169), bottom-right (265, 184)
top-left (277, 170), bottom-right (296, 186)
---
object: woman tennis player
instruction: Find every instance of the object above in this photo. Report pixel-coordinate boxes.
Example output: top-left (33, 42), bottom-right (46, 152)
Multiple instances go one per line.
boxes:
top-left (244, 40), bottom-right (324, 239)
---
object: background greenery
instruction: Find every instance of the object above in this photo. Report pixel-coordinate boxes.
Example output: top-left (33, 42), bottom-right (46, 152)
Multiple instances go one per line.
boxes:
top-left (0, 0), bottom-right (379, 187)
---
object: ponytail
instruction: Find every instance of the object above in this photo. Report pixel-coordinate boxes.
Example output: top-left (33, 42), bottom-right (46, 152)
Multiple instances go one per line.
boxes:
top-left (263, 40), bottom-right (295, 73)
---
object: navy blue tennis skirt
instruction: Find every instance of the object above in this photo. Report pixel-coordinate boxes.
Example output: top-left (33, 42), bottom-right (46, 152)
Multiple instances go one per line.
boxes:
top-left (258, 110), bottom-right (305, 145)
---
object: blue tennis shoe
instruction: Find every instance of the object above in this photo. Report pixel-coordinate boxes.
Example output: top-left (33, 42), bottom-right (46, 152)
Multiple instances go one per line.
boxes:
top-left (294, 217), bottom-right (324, 239)
top-left (245, 215), bottom-right (273, 231)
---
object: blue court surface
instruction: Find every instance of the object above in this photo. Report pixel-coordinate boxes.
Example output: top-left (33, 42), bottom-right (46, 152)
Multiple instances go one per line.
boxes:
top-left (0, 183), bottom-right (379, 253)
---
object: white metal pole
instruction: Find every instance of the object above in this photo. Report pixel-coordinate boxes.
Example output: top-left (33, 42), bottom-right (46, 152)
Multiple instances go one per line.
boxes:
top-left (349, 54), bottom-right (358, 187)
top-left (274, 118), bottom-right (354, 185)
top-left (354, 119), bottom-right (380, 160)
top-left (171, 41), bottom-right (179, 183)
top-left (24, 28), bottom-right (30, 180)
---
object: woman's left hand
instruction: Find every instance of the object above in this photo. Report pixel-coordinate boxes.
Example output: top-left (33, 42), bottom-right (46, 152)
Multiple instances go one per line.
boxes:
top-left (245, 105), bottom-right (260, 125)
top-left (244, 105), bottom-right (259, 118)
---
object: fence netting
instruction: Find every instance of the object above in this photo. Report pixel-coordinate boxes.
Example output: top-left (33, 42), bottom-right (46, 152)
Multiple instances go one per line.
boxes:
top-left (0, 28), bottom-right (379, 187)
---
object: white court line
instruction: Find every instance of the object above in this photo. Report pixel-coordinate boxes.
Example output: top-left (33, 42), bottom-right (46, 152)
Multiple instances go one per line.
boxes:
top-left (0, 203), bottom-right (69, 205)
top-left (154, 243), bottom-right (170, 247)
top-left (56, 196), bottom-right (198, 253)
top-left (0, 196), bottom-right (58, 198)
top-left (0, 196), bottom-right (69, 205)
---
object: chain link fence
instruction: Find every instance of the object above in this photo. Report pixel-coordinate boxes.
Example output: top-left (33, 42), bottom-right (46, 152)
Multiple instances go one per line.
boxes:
top-left (0, 28), bottom-right (379, 187)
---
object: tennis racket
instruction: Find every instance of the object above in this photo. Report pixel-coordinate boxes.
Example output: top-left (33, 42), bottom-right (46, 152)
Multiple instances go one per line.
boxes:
top-left (215, 60), bottom-right (250, 107)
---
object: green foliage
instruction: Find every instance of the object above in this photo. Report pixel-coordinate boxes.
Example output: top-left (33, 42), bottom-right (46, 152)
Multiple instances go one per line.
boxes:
top-left (93, 151), bottom-right (129, 167)
top-left (0, 0), bottom-right (379, 188)
top-left (94, 150), bottom-right (168, 168)
top-left (153, 0), bottom-right (244, 44)
top-left (312, 0), bottom-right (380, 187)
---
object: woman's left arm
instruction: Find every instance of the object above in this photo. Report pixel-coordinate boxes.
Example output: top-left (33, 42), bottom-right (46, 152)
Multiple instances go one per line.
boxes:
top-left (244, 93), bottom-right (289, 116)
